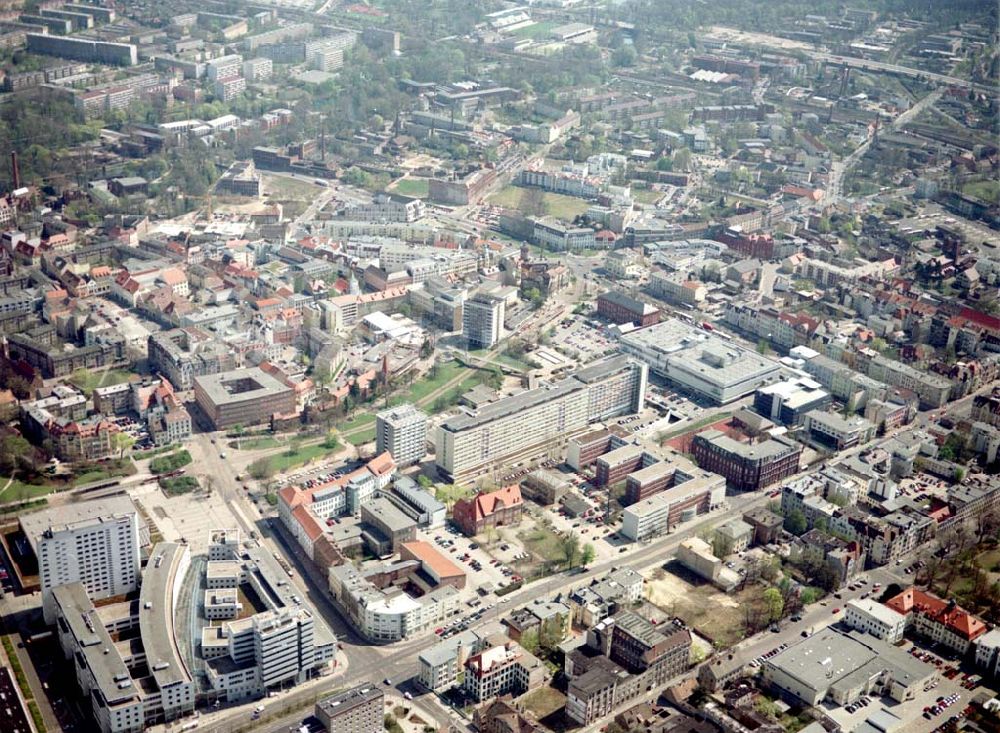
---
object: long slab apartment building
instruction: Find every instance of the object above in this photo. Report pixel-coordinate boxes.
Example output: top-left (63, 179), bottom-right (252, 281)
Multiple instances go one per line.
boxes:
top-left (435, 356), bottom-right (648, 483)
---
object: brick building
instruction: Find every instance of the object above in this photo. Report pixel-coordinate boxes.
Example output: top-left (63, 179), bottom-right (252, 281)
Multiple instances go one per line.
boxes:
top-left (597, 291), bottom-right (661, 327)
top-left (452, 485), bottom-right (523, 537)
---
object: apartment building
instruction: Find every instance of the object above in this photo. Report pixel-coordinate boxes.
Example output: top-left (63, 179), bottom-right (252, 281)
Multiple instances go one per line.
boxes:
top-left (206, 54), bottom-right (243, 81)
top-left (566, 611), bottom-right (692, 725)
top-left (375, 404), bottom-right (428, 467)
top-left (435, 357), bottom-right (647, 482)
top-left (648, 271), bottom-right (707, 306)
top-left (338, 193), bottom-right (425, 223)
top-left (464, 641), bottom-right (548, 702)
top-left (38, 509), bottom-right (140, 623)
top-left (463, 293), bottom-right (505, 349)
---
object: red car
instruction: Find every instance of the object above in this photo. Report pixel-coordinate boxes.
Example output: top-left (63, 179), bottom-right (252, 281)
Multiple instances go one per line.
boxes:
top-left (832, 607), bottom-right (841, 614)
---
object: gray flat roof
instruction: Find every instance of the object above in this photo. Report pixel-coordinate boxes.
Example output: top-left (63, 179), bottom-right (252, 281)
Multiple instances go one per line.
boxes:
top-left (193, 366), bottom-right (291, 406)
top-left (695, 430), bottom-right (799, 460)
top-left (441, 356), bottom-right (637, 433)
top-left (362, 496), bottom-right (415, 533)
top-left (316, 683), bottom-right (382, 718)
top-left (20, 494), bottom-right (140, 554)
top-left (140, 543), bottom-right (191, 690)
top-left (52, 582), bottom-right (140, 708)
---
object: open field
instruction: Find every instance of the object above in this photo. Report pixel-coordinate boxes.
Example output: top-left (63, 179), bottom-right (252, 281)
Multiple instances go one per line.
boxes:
top-left (68, 368), bottom-right (133, 396)
top-left (645, 565), bottom-right (751, 648)
top-left (963, 179), bottom-right (999, 204)
top-left (509, 21), bottom-right (558, 39)
top-left (520, 686), bottom-right (566, 719)
top-left (488, 185), bottom-right (590, 221)
top-left (390, 177), bottom-right (430, 197)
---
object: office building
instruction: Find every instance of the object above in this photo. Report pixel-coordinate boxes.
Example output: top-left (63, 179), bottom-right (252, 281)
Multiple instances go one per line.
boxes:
top-left (975, 629), bottom-right (1000, 679)
top-left (621, 470), bottom-right (726, 541)
top-left (194, 366), bottom-right (296, 429)
top-left (375, 404), bottom-right (427, 466)
top-left (885, 588), bottom-right (987, 654)
top-left (753, 378), bottom-right (831, 427)
top-left (596, 291), bottom-right (661, 327)
top-left (435, 357), bottom-right (647, 482)
top-left (315, 684), bottom-right (383, 733)
top-left (844, 599), bottom-right (907, 643)
top-left (463, 293), bottom-right (505, 349)
top-left (359, 497), bottom-right (416, 555)
top-left (691, 430), bottom-right (802, 492)
top-left (620, 319), bottom-right (781, 404)
top-left (803, 410), bottom-right (876, 451)
top-left (50, 543), bottom-right (196, 733)
top-left (762, 627), bottom-right (935, 707)
top-left (38, 509), bottom-right (140, 623)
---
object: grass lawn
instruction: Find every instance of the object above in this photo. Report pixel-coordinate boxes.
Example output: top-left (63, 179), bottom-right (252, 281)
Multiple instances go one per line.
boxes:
top-left (269, 443), bottom-right (332, 473)
top-left (68, 368), bottom-right (133, 396)
top-left (487, 185), bottom-right (590, 221)
top-left (390, 178), bottom-right (429, 198)
top-left (0, 477), bottom-right (61, 502)
top-left (401, 361), bottom-right (473, 404)
top-left (632, 188), bottom-right (663, 204)
top-left (519, 524), bottom-right (568, 566)
top-left (230, 436), bottom-right (283, 450)
top-left (519, 687), bottom-right (566, 719)
top-left (509, 21), bottom-right (557, 39)
top-left (338, 412), bottom-right (376, 433)
top-left (344, 427), bottom-right (376, 446)
top-left (963, 179), bottom-right (1000, 204)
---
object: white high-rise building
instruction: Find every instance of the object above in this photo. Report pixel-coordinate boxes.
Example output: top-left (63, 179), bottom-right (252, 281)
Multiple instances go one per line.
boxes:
top-left (39, 511), bottom-right (140, 622)
top-left (376, 404), bottom-right (428, 466)
top-left (463, 294), bottom-right (505, 349)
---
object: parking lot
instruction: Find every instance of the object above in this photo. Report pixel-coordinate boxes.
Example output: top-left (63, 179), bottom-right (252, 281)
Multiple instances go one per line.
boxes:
top-left (550, 314), bottom-right (615, 364)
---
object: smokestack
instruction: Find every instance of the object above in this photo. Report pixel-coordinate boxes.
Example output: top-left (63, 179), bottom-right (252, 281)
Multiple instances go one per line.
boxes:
top-left (10, 151), bottom-right (20, 190)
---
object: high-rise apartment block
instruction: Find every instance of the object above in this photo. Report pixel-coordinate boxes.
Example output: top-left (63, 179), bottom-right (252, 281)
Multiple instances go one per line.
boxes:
top-left (376, 404), bottom-right (428, 466)
top-left (39, 510), bottom-right (140, 622)
top-left (436, 357), bottom-right (647, 482)
top-left (463, 293), bottom-right (505, 349)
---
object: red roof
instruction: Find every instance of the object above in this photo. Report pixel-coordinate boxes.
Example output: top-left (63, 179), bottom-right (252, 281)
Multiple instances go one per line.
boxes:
top-left (456, 485), bottom-right (523, 524)
top-left (885, 588), bottom-right (986, 641)
top-left (291, 505), bottom-right (324, 541)
top-left (400, 541), bottom-right (465, 580)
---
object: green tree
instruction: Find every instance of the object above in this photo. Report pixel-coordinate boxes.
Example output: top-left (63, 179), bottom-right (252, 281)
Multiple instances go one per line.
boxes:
top-left (519, 186), bottom-right (547, 218)
top-left (562, 532), bottom-right (581, 569)
top-left (417, 474), bottom-right (433, 489)
top-left (800, 587), bottom-right (821, 606)
top-left (763, 587), bottom-right (784, 622)
top-left (581, 543), bottom-right (596, 566)
top-left (112, 432), bottom-right (136, 459)
top-left (784, 509), bottom-right (807, 536)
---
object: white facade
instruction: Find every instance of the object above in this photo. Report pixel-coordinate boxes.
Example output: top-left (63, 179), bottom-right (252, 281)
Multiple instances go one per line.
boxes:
top-left (376, 404), bottom-right (428, 466)
top-left (844, 599), bottom-right (906, 643)
top-left (463, 294), bottom-right (505, 349)
top-left (40, 512), bottom-right (140, 623)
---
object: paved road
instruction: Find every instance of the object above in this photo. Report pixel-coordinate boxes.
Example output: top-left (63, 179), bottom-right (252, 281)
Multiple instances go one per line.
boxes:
top-left (812, 52), bottom-right (996, 94)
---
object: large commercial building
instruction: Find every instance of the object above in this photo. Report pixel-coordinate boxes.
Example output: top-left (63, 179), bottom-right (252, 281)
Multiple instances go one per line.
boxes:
top-left (762, 627), bottom-right (935, 707)
top-left (50, 543), bottom-right (196, 733)
top-left (36, 506), bottom-right (141, 623)
top-left (620, 319), bottom-right (781, 404)
top-left (463, 293), bottom-right (505, 349)
top-left (464, 641), bottom-right (548, 702)
top-left (691, 430), bottom-right (802, 492)
top-left (194, 366), bottom-right (296, 429)
top-left (375, 404), bottom-right (428, 466)
top-left (201, 533), bottom-right (337, 700)
top-left (435, 357), bottom-right (647, 482)
top-left (315, 684), bottom-right (383, 733)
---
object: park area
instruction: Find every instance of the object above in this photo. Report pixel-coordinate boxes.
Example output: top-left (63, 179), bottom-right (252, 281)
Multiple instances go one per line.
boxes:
top-left (488, 185), bottom-right (590, 221)
top-left (389, 177), bottom-right (430, 198)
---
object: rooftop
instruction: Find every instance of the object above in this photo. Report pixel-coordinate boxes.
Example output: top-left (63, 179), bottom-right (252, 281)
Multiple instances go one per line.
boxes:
top-left (139, 543), bottom-right (191, 690)
top-left (21, 494), bottom-right (141, 554)
top-left (316, 683), bottom-right (382, 718)
top-left (193, 366), bottom-right (292, 406)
